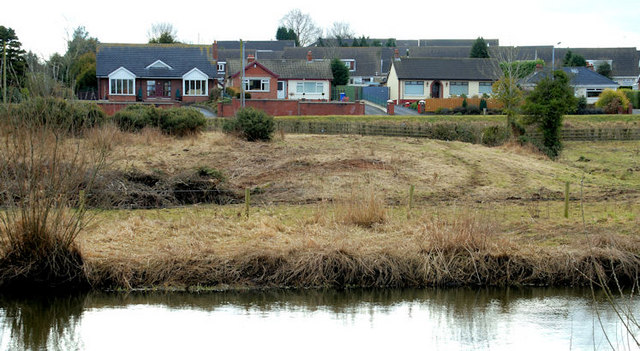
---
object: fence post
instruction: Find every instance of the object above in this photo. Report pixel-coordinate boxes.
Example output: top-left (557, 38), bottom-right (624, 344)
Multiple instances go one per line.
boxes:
top-left (245, 188), bottom-right (250, 218)
top-left (407, 184), bottom-right (415, 218)
top-left (564, 181), bottom-right (570, 218)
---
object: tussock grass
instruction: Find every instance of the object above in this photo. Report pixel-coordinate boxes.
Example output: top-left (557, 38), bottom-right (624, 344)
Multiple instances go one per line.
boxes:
top-left (0, 110), bottom-right (108, 291)
top-left (336, 188), bottom-right (387, 227)
top-left (79, 204), bottom-right (640, 290)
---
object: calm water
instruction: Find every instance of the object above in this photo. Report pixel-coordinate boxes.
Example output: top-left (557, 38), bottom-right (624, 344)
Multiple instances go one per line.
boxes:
top-left (0, 287), bottom-right (638, 351)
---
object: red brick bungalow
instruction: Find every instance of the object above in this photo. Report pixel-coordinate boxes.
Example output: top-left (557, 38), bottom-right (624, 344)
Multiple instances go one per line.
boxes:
top-left (96, 43), bottom-right (221, 104)
top-left (226, 54), bottom-right (333, 100)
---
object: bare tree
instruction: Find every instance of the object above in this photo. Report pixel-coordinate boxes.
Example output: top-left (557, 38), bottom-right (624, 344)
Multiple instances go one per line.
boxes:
top-left (147, 22), bottom-right (178, 44)
top-left (327, 22), bottom-right (354, 40)
top-left (280, 9), bottom-right (322, 47)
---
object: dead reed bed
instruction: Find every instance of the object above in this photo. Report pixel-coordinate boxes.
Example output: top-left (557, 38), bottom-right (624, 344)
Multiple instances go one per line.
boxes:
top-left (0, 109), bottom-right (109, 291)
top-left (79, 204), bottom-right (640, 291)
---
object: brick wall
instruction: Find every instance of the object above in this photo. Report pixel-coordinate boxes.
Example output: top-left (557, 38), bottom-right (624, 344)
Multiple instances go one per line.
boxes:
top-left (229, 63), bottom-right (278, 99)
top-left (218, 99), bottom-right (365, 117)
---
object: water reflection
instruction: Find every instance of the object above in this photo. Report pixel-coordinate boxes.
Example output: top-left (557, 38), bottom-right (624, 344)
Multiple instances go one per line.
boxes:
top-left (0, 287), bottom-right (638, 350)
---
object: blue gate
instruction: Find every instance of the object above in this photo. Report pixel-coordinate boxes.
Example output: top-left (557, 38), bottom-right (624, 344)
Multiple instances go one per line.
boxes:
top-left (362, 86), bottom-right (389, 106)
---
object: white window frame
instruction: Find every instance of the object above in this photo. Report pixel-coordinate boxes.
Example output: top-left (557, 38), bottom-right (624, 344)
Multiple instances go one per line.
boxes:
top-left (478, 82), bottom-right (493, 95)
top-left (244, 77), bottom-right (270, 92)
top-left (450, 81), bottom-right (469, 96)
top-left (296, 81), bottom-right (324, 94)
top-left (404, 80), bottom-right (424, 96)
top-left (182, 68), bottom-right (210, 97)
top-left (341, 59), bottom-right (356, 72)
top-left (108, 67), bottom-right (136, 96)
top-left (217, 62), bottom-right (226, 73)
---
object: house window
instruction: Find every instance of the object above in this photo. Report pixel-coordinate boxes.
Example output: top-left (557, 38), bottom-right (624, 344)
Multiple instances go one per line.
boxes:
top-left (184, 80), bottom-right (207, 96)
top-left (217, 62), bottom-right (226, 72)
top-left (586, 88), bottom-right (603, 98)
top-left (404, 81), bottom-right (424, 96)
top-left (110, 78), bottom-right (134, 95)
top-left (244, 78), bottom-right (270, 92)
top-left (479, 82), bottom-right (493, 95)
top-left (341, 59), bottom-right (356, 72)
top-left (296, 82), bottom-right (324, 94)
top-left (147, 80), bottom-right (156, 97)
top-left (450, 81), bottom-right (469, 96)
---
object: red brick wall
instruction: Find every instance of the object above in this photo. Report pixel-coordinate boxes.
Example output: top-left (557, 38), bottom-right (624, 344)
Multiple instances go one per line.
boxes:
top-left (99, 78), bottom-right (214, 102)
top-left (218, 99), bottom-right (365, 117)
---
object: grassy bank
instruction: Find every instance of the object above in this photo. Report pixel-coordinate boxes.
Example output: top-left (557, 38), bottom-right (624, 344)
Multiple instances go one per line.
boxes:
top-left (2, 121), bottom-right (639, 291)
top-left (80, 201), bottom-right (639, 290)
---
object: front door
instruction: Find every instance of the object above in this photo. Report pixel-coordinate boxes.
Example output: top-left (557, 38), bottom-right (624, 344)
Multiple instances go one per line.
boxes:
top-left (431, 81), bottom-right (442, 98)
top-left (277, 81), bottom-right (287, 99)
top-left (156, 81), bottom-right (164, 97)
top-left (147, 80), bottom-right (171, 98)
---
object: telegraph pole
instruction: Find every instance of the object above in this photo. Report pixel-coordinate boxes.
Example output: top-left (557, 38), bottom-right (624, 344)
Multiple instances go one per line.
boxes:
top-left (240, 39), bottom-right (245, 108)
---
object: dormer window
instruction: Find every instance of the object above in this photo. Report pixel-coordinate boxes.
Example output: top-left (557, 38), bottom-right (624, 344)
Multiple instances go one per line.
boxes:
top-left (217, 62), bottom-right (226, 72)
top-left (341, 59), bottom-right (356, 72)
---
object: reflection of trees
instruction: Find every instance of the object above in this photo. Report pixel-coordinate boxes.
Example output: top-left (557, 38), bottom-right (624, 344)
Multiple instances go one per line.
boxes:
top-left (0, 292), bottom-right (86, 350)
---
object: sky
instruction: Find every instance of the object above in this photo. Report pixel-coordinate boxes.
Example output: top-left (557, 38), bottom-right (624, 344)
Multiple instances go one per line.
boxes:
top-left (2, 0), bottom-right (639, 60)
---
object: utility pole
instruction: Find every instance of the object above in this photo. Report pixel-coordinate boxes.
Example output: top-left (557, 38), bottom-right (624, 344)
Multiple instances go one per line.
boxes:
top-left (240, 39), bottom-right (245, 108)
top-left (2, 41), bottom-right (6, 104)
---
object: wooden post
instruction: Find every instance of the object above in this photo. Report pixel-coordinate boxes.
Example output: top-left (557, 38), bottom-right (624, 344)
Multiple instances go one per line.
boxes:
top-left (564, 181), bottom-right (570, 218)
top-left (2, 41), bottom-right (6, 104)
top-left (245, 188), bottom-right (250, 218)
top-left (407, 184), bottom-right (415, 218)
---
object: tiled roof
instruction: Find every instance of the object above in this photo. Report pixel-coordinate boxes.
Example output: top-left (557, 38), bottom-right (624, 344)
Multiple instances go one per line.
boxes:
top-left (419, 39), bottom-right (500, 47)
top-left (96, 44), bottom-right (217, 78)
top-left (227, 59), bottom-right (333, 80)
top-left (392, 57), bottom-right (498, 81)
top-left (216, 40), bottom-right (296, 51)
top-left (521, 67), bottom-right (619, 87)
top-left (283, 47), bottom-right (383, 77)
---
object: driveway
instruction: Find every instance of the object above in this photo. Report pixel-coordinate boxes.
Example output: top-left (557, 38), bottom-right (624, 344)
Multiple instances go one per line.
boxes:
top-left (193, 106), bottom-right (216, 118)
top-left (393, 105), bottom-right (420, 116)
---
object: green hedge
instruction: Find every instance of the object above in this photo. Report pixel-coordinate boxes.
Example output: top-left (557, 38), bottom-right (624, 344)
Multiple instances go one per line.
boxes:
top-left (112, 105), bottom-right (207, 136)
top-left (622, 89), bottom-right (640, 109)
top-left (0, 97), bottom-right (106, 134)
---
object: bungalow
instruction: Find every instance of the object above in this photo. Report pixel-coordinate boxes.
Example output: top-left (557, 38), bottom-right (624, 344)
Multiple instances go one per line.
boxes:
top-left (520, 66), bottom-right (619, 104)
top-left (386, 57), bottom-right (498, 103)
top-left (226, 55), bottom-right (333, 100)
top-left (96, 44), bottom-right (219, 104)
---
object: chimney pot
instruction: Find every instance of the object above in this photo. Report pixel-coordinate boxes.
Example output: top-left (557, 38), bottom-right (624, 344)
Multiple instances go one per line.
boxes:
top-left (247, 54), bottom-right (255, 63)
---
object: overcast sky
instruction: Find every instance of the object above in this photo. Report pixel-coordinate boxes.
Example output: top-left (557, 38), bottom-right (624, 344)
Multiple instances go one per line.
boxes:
top-left (2, 0), bottom-right (639, 59)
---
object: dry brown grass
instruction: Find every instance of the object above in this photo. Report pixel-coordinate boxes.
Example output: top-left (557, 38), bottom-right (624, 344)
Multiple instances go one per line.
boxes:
top-left (77, 202), bottom-right (640, 290)
top-left (336, 188), bottom-right (387, 227)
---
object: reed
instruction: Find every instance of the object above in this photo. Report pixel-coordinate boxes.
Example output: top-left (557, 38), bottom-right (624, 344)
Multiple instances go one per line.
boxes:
top-left (0, 107), bottom-right (108, 290)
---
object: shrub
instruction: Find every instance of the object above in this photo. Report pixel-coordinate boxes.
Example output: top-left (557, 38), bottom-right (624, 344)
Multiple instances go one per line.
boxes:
top-left (575, 96), bottom-right (588, 114)
top-left (452, 106), bottom-right (466, 115)
top-left (224, 87), bottom-right (237, 97)
top-left (462, 97), bottom-right (468, 109)
top-left (434, 107), bottom-right (450, 115)
top-left (466, 105), bottom-right (481, 115)
top-left (622, 89), bottom-right (640, 109)
top-left (0, 97), bottom-right (106, 134)
top-left (209, 87), bottom-right (221, 101)
top-left (223, 107), bottom-right (274, 141)
top-left (479, 99), bottom-right (488, 110)
top-left (112, 105), bottom-right (206, 136)
top-left (595, 89), bottom-right (630, 113)
top-left (409, 102), bottom-right (418, 110)
top-left (481, 125), bottom-right (510, 146)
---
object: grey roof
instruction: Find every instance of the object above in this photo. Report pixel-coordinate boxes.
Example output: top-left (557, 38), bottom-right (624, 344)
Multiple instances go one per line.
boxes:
top-left (392, 57), bottom-right (498, 81)
top-left (96, 44), bottom-right (217, 78)
top-left (283, 47), bottom-right (383, 77)
top-left (216, 40), bottom-right (296, 51)
top-left (227, 59), bottom-right (333, 80)
top-left (216, 49), bottom-right (284, 61)
top-left (521, 67), bottom-right (619, 87)
top-left (420, 39), bottom-right (499, 47)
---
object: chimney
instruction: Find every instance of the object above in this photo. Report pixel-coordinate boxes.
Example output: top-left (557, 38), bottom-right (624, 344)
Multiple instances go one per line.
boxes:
top-left (247, 54), bottom-right (255, 63)
top-left (587, 62), bottom-right (595, 71)
top-left (212, 40), bottom-right (218, 60)
top-left (307, 50), bottom-right (313, 62)
top-left (394, 49), bottom-right (400, 61)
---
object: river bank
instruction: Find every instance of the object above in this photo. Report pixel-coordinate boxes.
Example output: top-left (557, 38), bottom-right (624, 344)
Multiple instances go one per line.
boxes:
top-left (80, 201), bottom-right (639, 291)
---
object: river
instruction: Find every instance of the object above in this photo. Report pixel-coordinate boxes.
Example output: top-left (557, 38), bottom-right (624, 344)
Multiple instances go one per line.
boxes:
top-left (1, 287), bottom-right (638, 350)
